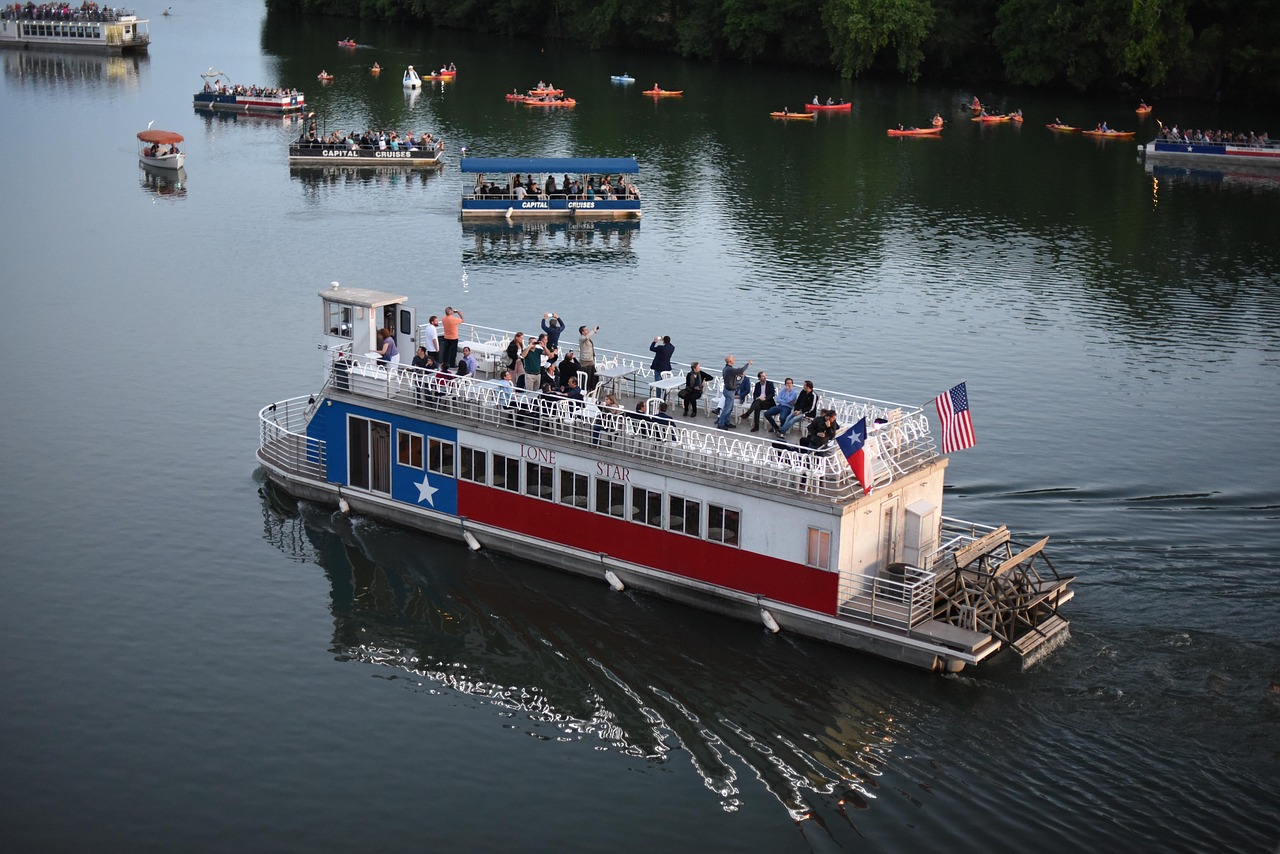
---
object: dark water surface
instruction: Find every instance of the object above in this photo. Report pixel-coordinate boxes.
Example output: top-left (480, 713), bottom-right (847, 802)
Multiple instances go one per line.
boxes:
top-left (1, 3), bottom-right (1278, 851)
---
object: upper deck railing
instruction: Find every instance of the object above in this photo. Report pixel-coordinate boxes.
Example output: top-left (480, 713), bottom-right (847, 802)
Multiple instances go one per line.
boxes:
top-left (311, 323), bottom-right (940, 502)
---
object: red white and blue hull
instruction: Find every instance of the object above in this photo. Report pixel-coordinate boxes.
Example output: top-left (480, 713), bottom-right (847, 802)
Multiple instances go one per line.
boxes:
top-left (1142, 139), bottom-right (1280, 170)
top-left (194, 91), bottom-right (305, 114)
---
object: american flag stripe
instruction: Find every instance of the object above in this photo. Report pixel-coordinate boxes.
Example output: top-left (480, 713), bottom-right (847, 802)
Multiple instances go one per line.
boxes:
top-left (935, 382), bottom-right (976, 453)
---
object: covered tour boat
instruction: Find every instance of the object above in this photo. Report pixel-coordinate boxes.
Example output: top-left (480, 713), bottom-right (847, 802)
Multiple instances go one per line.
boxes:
top-left (0, 7), bottom-right (149, 53)
top-left (402, 65), bottom-right (420, 89)
top-left (256, 284), bottom-right (1075, 673)
top-left (193, 70), bottom-right (305, 115)
top-left (137, 128), bottom-right (185, 170)
top-left (460, 156), bottom-right (641, 220)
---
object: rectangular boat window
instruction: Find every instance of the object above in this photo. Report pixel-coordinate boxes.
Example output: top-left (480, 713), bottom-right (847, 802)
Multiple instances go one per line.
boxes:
top-left (459, 446), bottom-right (486, 484)
top-left (493, 453), bottom-right (520, 492)
top-left (325, 301), bottom-right (353, 338)
top-left (397, 430), bottom-right (423, 469)
top-left (631, 486), bottom-right (662, 527)
top-left (560, 471), bottom-right (589, 509)
top-left (595, 478), bottom-right (625, 519)
top-left (428, 437), bottom-right (455, 477)
top-left (525, 461), bottom-right (553, 500)
top-left (807, 528), bottom-right (832, 570)
top-left (668, 496), bottom-right (701, 537)
top-left (707, 504), bottom-right (741, 547)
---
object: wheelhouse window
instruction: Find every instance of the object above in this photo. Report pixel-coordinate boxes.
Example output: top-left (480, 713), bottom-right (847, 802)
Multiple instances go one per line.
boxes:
top-left (428, 437), bottom-right (455, 477)
top-left (493, 453), bottom-right (520, 492)
top-left (631, 486), bottom-right (662, 527)
top-left (525, 461), bottom-right (553, 500)
top-left (459, 446), bottom-right (486, 484)
top-left (668, 496), bottom-right (701, 537)
top-left (325, 300), bottom-right (353, 338)
top-left (560, 471), bottom-right (589, 509)
top-left (595, 478), bottom-right (625, 519)
top-left (807, 528), bottom-right (833, 570)
top-left (707, 504), bottom-right (740, 547)
top-left (397, 430), bottom-right (423, 469)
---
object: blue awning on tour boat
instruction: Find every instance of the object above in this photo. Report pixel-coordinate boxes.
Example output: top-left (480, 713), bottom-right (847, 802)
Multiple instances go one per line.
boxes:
top-left (459, 157), bottom-right (639, 174)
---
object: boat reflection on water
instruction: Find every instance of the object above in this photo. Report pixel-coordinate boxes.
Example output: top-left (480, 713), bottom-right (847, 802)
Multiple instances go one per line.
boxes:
top-left (258, 479), bottom-right (911, 823)
top-left (289, 164), bottom-right (441, 195)
top-left (195, 106), bottom-right (306, 125)
top-left (2, 49), bottom-right (145, 88)
top-left (139, 163), bottom-right (186, 200)
top-left (1144, 161), bottom-right (1280, 192)
top-left (462, 219), bottom-right (639, 264)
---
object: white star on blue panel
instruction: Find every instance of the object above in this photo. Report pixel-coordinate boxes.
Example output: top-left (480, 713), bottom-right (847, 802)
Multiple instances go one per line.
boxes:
top-left (415, 474), bottom-right (438, 506)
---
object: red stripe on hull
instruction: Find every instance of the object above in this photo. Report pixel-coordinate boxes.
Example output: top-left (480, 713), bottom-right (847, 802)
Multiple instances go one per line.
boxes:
top-left (458, 482), bottom-right (839, 614)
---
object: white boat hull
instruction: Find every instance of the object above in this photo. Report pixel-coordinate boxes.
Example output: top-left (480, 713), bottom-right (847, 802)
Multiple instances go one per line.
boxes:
top-left (139, 153), bottom-right (186, 171)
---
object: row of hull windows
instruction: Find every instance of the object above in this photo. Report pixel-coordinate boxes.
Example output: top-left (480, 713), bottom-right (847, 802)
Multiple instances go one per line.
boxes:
top-left (20, 24), bottom-right (105, 38)
top-left (385, 426), bottom-right (834, 567)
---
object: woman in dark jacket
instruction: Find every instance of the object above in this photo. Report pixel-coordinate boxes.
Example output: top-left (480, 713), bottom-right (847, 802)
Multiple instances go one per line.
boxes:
top-left (681, 361), bottom-right (714, 416)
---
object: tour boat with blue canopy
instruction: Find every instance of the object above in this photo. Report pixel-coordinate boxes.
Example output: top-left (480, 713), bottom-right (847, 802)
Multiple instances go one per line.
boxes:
top-left (460, 156), bottom-right (641, 219)
top-left (255, 282), bottom-right (1075, 674)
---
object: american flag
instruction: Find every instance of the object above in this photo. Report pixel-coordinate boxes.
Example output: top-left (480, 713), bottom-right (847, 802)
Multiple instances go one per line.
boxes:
top-left (934, 382), bottom-right (976, 453)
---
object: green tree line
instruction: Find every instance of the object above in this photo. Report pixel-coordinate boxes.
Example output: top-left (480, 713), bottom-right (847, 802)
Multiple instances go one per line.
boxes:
top-left (265, 0), bottom-right (1279, 104)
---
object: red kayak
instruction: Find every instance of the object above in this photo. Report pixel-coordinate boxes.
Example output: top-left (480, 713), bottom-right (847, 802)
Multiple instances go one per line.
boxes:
top-left (887, 127), bottom-right (941, 137)
top-left (804, 102), bottom-right (851, 112)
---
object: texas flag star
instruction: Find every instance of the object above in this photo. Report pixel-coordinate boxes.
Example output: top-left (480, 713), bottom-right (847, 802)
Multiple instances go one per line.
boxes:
top-left (415, 473), bottom-right (438, 506)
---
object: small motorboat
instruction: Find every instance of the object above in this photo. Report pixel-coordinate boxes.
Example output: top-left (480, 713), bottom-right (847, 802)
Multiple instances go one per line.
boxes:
top-left (403, 65), bottom-right (421, 90)
top-left (371, 63), bottom-right (381, 75)
top-left (645, 87), bottom-right (683, 97)
top-left (886, 126), bottom-right (942, 137)
top-left (770, 110), bottom-right (815, 120)
top-left (138, 128), bottom-right (186, 170)
top-left (1082, 129), bottom-right (1136, 139)
top-left (317, 71), bottom-right (334, 82)
top-left (611, 74), bottom-right (635, 84)
top-left (804, 101), bottom-right (851, 112)
top-left (337, 39), bottom-right (357, 48)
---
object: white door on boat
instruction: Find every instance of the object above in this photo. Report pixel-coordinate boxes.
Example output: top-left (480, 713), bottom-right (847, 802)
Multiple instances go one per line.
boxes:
top-left (395, 305), bottom-right (416, 368)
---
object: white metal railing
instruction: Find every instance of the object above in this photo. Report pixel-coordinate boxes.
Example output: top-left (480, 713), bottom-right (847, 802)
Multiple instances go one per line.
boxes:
top-left (258, 396), bottom-right (326, 479)
top-left (837, 565), bottom-right (938, 629)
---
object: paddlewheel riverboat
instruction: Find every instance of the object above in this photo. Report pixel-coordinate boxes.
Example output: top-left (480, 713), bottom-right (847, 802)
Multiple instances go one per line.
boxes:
top-left (255, 284), bottom-right (1075, 673)
top-left (0, 6), bottom-right (148, 53)
top-left (461, 156), bottom-right (641, 220)
top-left (193, 70), bottom-right (304, 115)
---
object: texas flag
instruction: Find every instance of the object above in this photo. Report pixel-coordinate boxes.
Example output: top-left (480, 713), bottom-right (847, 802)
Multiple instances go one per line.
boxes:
top-left (835, 417), bottom-right (870, 495)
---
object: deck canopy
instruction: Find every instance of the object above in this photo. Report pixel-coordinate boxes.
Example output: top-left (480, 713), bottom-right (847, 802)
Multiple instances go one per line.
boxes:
top-left (460, 157), bottom-right (639, 175)
top-left (138, 130), bottom-right (184, 144)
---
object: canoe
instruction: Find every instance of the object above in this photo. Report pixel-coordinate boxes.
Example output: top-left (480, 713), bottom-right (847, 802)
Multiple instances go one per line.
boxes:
top-left (771, 111), bottom-right (815, 120)
top-left (645, 89), bottom-right (683, 97)
top-left (972, 114), bottom-right (1011, 123)
top-left (804, 102), bottom-right (851, 112)
top-left (524, 98), bottom-right (576, 108)
top-left (528, 87), bottom-right (563, 96)
top-left (1046, 123), bottom-right (1079, 132)
top-left (887, 127), bottom-right (942, 137)
top-left (1081, 129), bottom-right (1136, 139)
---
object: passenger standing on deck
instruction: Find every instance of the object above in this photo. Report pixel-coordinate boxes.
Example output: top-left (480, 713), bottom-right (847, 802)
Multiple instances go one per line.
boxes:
top-left (578, 324), bottom-right (600, 391)
top-left (377, 327), bottom-right (399, 370)
top-left (681, 362), bottom-right (713, 416)
top-left (541, 312), bottom-right (566, 351)
top-left (717, 355), bottom-right (751, 429)
top-left (649, 335), bottom-right (674, 381)
top-left (440, 306), bottom-right (463, 370)
top-left (422, 315), bottom-right (440, 364)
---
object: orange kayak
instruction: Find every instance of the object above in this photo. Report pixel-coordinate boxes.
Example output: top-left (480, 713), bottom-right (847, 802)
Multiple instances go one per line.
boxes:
top-left (645, 88), bottom-right (683, 97)
top-left (771, 111), bottom-right (815, 120)
top-left (1136, 105), bottom-right (1153, 114)
top-left (1082, 129), bottom-right (1135, 138)
top-left (972, 114), bottom-right (1012, 123)
top-left (887, 127), bottom-right (941, 137)
top-left (1046, 123), bottom-right (1079, 132)
top-left (524, 98), bottom-right (576, 107)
